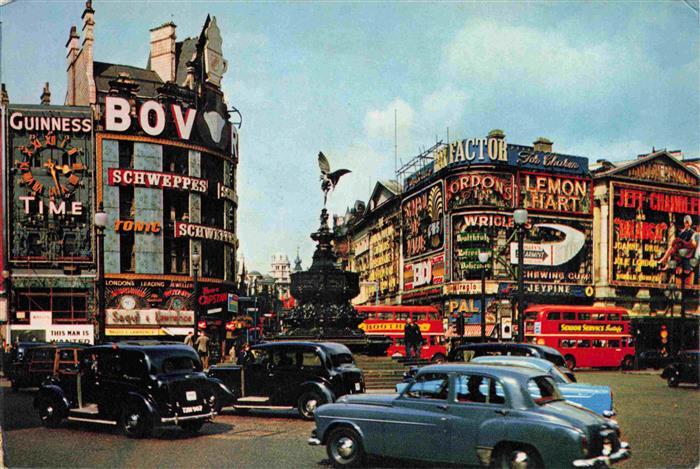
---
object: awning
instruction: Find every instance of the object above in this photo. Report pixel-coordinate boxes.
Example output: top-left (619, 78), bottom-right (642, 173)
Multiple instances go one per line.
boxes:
top-left (463, 324), bottom-right (496, 337)
top-left (161, 327), bottom-right (194, 336)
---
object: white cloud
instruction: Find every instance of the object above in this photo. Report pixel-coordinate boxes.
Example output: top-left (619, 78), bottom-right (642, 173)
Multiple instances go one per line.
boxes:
top-left (364, 98), bottom-right (415, 141)
top-left (421, 85), bottom-right (469, 130)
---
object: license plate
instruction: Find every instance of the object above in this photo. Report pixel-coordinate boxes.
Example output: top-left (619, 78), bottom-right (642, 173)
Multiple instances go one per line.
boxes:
top-left (186, 391), bottom-right (197, 401)
top-left (182, 405), bottom-right (203, 414)
top-left (355, 382), bottom-right (361, 391)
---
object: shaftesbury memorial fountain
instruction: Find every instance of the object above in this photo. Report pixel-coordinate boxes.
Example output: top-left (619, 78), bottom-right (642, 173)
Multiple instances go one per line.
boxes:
top-left (280, 152), bottom-right (382, 351)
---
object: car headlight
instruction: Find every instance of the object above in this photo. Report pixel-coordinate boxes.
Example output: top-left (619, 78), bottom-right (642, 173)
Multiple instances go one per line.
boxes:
top-left (602, 436), bottom-right (613, 456)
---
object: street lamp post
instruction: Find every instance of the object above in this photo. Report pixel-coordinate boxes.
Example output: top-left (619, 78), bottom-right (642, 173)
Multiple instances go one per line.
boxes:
top-left (478, 251), bottom-right (490, 343)
top-left (94, 204), bottom-right (108, 344)
top-left (2, 270), bottom-right (11, 347)
top-left (192, 248), bottom-right (201, 341)
top-left (513, 208), bottom-right (529, 343)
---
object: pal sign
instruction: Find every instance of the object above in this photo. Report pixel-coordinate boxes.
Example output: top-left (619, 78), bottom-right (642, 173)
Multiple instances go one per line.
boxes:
top-left (105, 96), bottom-right (197, 140)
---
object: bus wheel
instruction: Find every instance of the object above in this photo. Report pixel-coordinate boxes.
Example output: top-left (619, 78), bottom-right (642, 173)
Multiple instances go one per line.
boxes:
top-left (621, 355), bottom-right (634, 371)
top-left (431, 354), bottom-right (446, 364)
top-left (565, 355), bottom-right (576, 371)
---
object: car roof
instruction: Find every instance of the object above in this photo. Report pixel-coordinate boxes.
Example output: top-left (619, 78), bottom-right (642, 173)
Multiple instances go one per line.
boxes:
top-left (33, 343), bottom-right (89, 350)
top-left (472, 355), bottom-right (554, 371)
top-left (455, 342), bottom-right (537, 351)
top-left (418, 363), bottom-right (546, 380)
top-left (253, 341), bottom-right (351, 354)
top-left (87, 341), bottom-right (194, 353)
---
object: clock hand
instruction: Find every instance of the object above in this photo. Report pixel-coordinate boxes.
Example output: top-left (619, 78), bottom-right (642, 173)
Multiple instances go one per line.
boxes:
top-left (45, 159), bottom-right (63, 196)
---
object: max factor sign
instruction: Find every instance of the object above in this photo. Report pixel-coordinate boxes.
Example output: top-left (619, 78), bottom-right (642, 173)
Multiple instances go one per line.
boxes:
top-left (108, 168), bottom-right (208, 193)
top-left (434, 136), bottom-right (508, 171)
top-left (174, 222), bottom-right (236, 245)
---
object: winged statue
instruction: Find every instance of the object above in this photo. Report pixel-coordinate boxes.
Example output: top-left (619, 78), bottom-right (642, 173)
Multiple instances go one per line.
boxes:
top-left (318, 151), bottom-right (351, 206)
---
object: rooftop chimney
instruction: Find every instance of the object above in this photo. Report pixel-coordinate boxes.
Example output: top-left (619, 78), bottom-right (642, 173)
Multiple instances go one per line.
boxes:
top-left (81, 0), bottom-right (96, 105)
top-left (488, 129), bottom-right (505, 140)
top-left (533, 137), bottom-right (553, 153)
top-left (65, 26), bottom-right (80, 105)
top-left (40, 82), bottom-right (51, 105)
top-left (149, 22), bottom-right (177, 83)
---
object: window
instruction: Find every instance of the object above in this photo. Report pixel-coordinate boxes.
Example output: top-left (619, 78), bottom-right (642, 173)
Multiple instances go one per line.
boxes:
top-left (455, 374), bottom-right (505, 404)
top-left (120, 232), bottom-right (135, 272)
top-left (378, 312), bottom-right (393, 320)
top-left (396, 312), bottom-right (409, 321)
top-left (547, 312), bottom-right (561, 320)
top-left (272, 349), bottom-right (295, 370)
top-left (563, 312), bottom-right (576, 320)
top-left (119, 185), bottom-right (135, 220)
top-left (14, 290), bottom-right (88, 323)
top-left (405, 372), bottom-right (449, 400)
top-left (121, 351), bottom-right (148, 379)
top-left (162, 145), bottom-right (189, 175)
top-left (527, 376), bottom-right (563, 404)
top-left (560, 339), bottom-right (576, 348)
top-left (608, 340), bottom-right (620, 348)
top-left (453, 349), bottom-right (475, 362)
top-left (592, 313), bottom-right (607, 321)
top-left (578, 313), bottom-right (590, 320)
top-left (119, 141), bottom-right (134, 169)
top-left (298, 351), bottom-right (323, 369)
top-left (576, 340), bottom-right (591, 348)
top-left (608, 313), bottom-right (621, 321)
top-left (593, 340), bottom-right (607, 348)
top-left (164, 235), bottom-right (189, 274)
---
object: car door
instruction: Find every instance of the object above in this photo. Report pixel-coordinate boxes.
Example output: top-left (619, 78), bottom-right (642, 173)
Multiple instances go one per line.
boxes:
top-left (386, 371), bottom-right (452, 463)
top-left (266, 345), bottom-right (299, 404)
top-left (447, 373), bottom-right (509, 465)
top-left (242, 348), bottom-right (274, 398)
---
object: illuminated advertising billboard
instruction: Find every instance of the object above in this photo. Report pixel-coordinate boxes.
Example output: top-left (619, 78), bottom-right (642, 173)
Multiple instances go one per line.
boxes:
top-left (610, 182), bottom-right (700, 289)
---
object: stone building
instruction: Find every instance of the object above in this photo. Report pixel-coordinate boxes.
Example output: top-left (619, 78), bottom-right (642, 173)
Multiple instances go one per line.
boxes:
top-left (64, 2), bottom-right (239, 342)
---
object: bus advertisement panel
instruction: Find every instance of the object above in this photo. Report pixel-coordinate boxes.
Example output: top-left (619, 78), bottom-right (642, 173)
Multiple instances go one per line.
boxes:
top-left (524, 305), bottom-right (635, 370)
top-left (356, 305), bottom-right (446, 362)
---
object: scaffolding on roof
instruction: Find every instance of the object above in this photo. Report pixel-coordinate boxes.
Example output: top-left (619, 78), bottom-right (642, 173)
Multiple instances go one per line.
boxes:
top-left (396, 140), bottom-right (445, 191)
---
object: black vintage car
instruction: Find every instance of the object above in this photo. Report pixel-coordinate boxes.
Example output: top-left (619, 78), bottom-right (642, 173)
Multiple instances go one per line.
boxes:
top-left (34, 342), bottom-right (233, 438)
top-left (208, 341), bottom-right (365, 420)
top-left (661, 350), bottom-right (700, 387)
top-left (11, 343), bottom-right (86, 391)
top-left (6, 341), bottom-right (49, 388)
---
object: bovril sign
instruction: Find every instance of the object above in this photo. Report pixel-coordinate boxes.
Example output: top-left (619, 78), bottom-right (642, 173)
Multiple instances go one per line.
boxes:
top-left (105, 97), bottom-right (197, 139)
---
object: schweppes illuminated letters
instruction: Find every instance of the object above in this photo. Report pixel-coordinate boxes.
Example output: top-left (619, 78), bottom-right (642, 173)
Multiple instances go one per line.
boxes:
top-left (108, 168), bottom-right (208, 193)
top-left (174, 222), bottom-right (236, 245)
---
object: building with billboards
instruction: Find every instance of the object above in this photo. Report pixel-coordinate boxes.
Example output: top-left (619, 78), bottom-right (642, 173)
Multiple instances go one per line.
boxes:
top-left (63, 3), bottom-right (239, 347)
top-left (4, 104), bottom-right (96, 343)
top-left (592, 150), bottom-right (700, 317)
top-left (397, 131), bottom-right (594, 338)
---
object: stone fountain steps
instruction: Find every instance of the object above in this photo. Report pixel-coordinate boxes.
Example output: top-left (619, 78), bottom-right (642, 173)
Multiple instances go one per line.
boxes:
top-left (355, 355), bottom-right (430, 390)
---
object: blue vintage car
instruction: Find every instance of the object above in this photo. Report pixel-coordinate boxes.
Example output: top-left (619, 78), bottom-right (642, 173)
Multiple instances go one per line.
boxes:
top-left (310, 364), bottom-right (630, 468)
top-left (470, 356), bottom-right (615, 417)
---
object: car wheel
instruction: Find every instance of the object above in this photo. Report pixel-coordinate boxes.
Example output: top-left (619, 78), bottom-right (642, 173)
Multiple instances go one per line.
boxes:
top-left (431, 353), bottom-right (446, 364)
top-left (179, 420), bottom-right (205, 434)
top-left (565, 355), bottom-right (576, 371)
top-left (298, 391), bottom-right (325, 420)
top-left (621, 356), bottom-right (634, 371)
top-left (37, 397), bottom-right (63, 428)
top-left (668, 373), bottom-right (680, 388)
top-left (121, 402), bottom-right (153, 438)
top-left (492, 446), bottom-right (544, 469)
top-left (326, 426), bottom-right (366, 468)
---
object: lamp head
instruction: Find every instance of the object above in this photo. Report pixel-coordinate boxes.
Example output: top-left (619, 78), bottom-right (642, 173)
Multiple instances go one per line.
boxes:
top-left (478, 251), bottom-right (490, 264)
top-left (191, 248), bottom-right (201, 268)
top-left (1, 270), bottom-right (10, 280)
top-left (94, 210), bottom-right (108, 228)
top-left (513, 208), bottom-right (528, 226)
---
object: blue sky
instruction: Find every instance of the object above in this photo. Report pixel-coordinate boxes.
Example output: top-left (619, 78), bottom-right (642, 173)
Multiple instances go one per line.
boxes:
top-left (1, 1), bottom-right (698, 273)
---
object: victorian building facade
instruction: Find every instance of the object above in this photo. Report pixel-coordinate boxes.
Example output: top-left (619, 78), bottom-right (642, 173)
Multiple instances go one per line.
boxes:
top-left (1, 2), bottom-right (240, 344)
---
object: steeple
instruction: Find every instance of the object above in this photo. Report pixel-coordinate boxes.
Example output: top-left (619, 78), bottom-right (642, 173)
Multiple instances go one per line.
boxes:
top-left (293, 247), bottom-right (303, 272)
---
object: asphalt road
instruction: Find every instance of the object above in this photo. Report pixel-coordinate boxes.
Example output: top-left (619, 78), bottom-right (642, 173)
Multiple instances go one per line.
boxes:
top-left (0, 372), bottom-right (697, 468)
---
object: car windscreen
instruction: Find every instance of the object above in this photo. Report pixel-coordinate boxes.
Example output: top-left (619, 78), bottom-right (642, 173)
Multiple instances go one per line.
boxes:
top-left (543, 351), bottom-right (566, 367)
top-left (145, 350), bottom-right (201, 374)
top-left (527, 376), bottom-right (564, 404)
top-left (548, 365), bottom-right (571, 384)
top-left (330, 352), bottom-right (355, 367)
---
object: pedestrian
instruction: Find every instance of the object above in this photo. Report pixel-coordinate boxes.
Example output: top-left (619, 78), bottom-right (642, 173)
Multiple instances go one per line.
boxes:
top-left (183, 331), bottom-right (194, 347)
top-left (228, 343), bottom-right (237, 363)
top-left (404, 320), bottom-right (414, 360)
top-left (411, 320), bottom-right (423, 360)
top-left (195, 331), bottom-right (210, 369)
top-left (237, 343), bottom-right (252, 365)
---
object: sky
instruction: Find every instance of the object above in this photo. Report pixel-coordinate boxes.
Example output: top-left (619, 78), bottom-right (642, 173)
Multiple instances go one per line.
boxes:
top-left (1, 1), bottom-right (698, 274)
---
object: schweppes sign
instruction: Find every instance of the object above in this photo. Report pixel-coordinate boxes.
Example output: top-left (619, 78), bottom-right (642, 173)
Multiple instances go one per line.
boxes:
top-left (559, 323), bottom-right (624, 333)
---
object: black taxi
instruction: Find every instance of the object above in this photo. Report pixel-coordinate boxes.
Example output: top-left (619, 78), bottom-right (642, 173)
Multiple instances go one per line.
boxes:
top-left (34, 342), bottom-right (233, 438)
top-left (208, 341), bottom-right (365, 419)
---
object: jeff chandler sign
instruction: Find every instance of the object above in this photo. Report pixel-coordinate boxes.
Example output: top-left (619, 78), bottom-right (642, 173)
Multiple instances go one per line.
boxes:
top-left (174, 222), bottom-right (236, 245)
top-left (108, 168), bottom-right (208, 193)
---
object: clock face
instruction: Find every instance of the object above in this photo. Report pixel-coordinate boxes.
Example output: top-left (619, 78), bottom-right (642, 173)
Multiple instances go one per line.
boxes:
top-left (16, 131), bottom-right (85, 201)
top-left (120, 295), bottom-right (137, 310)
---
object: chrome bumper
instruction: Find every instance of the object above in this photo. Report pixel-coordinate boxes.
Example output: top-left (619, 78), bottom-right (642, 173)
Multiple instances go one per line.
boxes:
top-left (308, 437), bottom-right (322, 446)
top-left (160, 411), bottom-right (215, 424)
top-left (573, 442), bottom-right (631, 468)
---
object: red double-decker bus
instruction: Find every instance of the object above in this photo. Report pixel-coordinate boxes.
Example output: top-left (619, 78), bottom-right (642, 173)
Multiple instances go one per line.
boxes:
top-left (524, 305), bottom-right (636, 370)
top-left (356, 305), bottom-right (447, 362)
